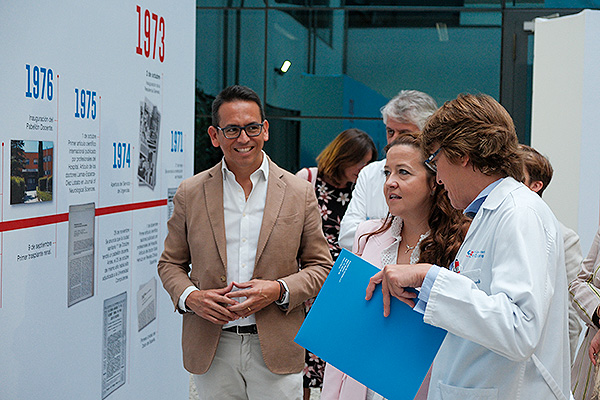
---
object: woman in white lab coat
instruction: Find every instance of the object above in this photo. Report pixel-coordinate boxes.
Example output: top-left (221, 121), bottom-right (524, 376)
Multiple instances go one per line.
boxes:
top-left (366, 94), bottom-right (570, 400)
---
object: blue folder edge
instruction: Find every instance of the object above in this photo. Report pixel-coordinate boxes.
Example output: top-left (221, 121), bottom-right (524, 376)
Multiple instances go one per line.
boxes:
top-left (295, 248), bottom-right (446, 400)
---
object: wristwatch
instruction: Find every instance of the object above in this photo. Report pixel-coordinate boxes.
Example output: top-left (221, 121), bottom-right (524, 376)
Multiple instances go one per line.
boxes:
top-left (276, 279), bottom-right (289, 305)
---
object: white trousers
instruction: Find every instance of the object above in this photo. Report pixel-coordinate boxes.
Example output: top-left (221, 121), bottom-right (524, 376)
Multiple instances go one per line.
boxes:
top-left (192, 331), bottom-right (302, 400)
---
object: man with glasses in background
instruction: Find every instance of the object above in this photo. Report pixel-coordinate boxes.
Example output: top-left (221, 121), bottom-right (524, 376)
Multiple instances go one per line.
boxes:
top-left (158, 85), bottom-right (332, 399)
top-left (338, 90), bottom-right (438, 250)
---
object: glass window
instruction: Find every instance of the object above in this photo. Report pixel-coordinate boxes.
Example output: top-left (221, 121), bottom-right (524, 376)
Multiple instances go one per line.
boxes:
top-left (346, 11), bottom-right (501, 105)
top-left (195, 2), bottom-right (504, 173)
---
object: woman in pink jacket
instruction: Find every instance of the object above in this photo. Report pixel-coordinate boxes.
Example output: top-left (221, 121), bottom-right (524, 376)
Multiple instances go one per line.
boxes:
top-left (321, 133), bottom-right (469, 400)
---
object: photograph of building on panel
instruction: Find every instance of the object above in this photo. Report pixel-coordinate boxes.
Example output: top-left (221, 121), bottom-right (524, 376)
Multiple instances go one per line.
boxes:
top-left (10, 140), bottom-right (53, 204)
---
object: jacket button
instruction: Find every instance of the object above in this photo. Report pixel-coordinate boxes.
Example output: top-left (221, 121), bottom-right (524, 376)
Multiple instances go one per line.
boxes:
top-left (220, 275), bottom-right (226, 282)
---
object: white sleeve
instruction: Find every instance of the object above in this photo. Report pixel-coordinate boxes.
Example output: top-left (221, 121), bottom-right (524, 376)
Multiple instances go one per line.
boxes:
top-left (424, 206), bottom-right (563, 362)
top-left (179, 286), bottom-right (200, 312)
top-left (338, 167), bottom-right (371, 250)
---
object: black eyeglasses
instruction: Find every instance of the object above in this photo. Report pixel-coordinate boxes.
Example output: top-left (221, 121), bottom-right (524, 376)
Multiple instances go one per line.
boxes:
top-left (216, 122), bottom-right (264, 139)
top-left (424, 147), bottom-right (442, 173)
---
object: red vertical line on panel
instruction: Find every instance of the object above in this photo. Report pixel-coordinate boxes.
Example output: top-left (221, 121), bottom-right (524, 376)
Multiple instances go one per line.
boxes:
top-left (55, 73), bottom-right (61, 258)
top-left (95, 205), bottom-right (100, 298)
top-left (1, 142), bottom-right (3, 308)
top-left (127, 195), bottom-right (134, 385)
top-left (55, 74), bottom-right (59, 126)
top-left (161, 73), bottom-right (164, 197)
top-left (1, 142), bottom-right (4, 221)
top-left (159, 72), bottom-right (164, 337)
top-left (55, 76), bottom-right (60, 257)
top-left (129, 131), bottom-right (135, 356)
top-left (0, 231), bottom-right (3, 308)
top-left (96, 96), bottom-right (101, 294)
top-left (55, 74), bottom-right (60, 243)
top-left (159, 73), bottom-right (165, 339)
top-left (98, 96), bottom-right (101, 207)
top-left (129, 214), bottom-right (134, 383)
top-left (55, 196), bottom-right (58, 255)
top-left (158, 196), bottom-right (163, 339)
top-left (54, 225), bottom-right (58, 257)
top-left (128, 106), bottom-right (137, 375)
top-left (131, 139), bottom-right (135, 207)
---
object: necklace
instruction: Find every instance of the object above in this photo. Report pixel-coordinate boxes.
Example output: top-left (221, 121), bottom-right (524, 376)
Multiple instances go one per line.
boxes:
top-left (405, 243), bottom-right (417, 253)
top-left (403, 232), bottom-right (430, 264)
top-left (381, 218), bottom-right (430, 266)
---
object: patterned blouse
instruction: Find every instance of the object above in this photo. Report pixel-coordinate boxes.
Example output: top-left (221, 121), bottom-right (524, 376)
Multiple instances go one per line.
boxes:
top-left (303, 173), bottom-right (353, 389)
top-left (314, 174), bottom-right (353, 261)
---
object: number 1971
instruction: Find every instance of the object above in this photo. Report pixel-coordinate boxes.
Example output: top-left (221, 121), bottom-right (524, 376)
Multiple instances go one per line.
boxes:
top-left (171, 130), bottom-right (183, 152)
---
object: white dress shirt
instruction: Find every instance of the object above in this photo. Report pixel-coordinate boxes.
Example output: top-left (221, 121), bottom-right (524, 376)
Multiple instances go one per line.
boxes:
top-left (179, 154), bottom-right (269, 328)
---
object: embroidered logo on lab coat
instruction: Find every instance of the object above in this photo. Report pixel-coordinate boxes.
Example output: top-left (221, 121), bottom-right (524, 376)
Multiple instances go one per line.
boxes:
top-left (465, 250), bottom-right (485, 259)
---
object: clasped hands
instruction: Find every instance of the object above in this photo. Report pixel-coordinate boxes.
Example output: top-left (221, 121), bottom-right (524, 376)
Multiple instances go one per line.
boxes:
top-left (365, 263), bottom-right (431, 317)
top-left (185, 279), bottom-right (280, 325)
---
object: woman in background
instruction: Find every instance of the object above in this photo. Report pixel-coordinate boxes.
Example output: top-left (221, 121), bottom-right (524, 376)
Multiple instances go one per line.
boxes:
top-left (570, 227), bottom-right (600, 400)
top-left (296, 128), bottom-right (377, 400)
top-left (321, 133), bottom-right (469, 400)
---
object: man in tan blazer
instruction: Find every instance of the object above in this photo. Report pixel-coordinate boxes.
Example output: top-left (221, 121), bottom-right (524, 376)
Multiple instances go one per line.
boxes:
top-left (158, 85), bottom-right (332, 400)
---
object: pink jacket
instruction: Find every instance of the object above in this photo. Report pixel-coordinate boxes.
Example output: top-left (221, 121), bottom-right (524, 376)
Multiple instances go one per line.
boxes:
top-left (321, 219), bottom-right (389, 400)
top-left (321, 218), bottom-right (430, 400)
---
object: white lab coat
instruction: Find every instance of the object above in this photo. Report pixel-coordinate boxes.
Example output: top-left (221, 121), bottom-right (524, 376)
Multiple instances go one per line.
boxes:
top-left (424, 178), bottom-right (570, 400)
top-left (338, 159), bottom-right (388, 251)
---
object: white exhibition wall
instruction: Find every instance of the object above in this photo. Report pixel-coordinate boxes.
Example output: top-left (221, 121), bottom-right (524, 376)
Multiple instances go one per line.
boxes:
top-left (531, 9), bottom-right (600, 254)
top-left (0, 1), bottom-right (195, 399)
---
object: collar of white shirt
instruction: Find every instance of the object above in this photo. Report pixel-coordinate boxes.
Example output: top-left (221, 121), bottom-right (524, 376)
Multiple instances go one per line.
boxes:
top-left (220, 151), bottom-right (269, 183)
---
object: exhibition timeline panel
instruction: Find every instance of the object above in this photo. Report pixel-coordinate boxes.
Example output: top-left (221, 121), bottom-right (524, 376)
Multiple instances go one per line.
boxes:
top-left (0, 1), bottom-right (194, 399)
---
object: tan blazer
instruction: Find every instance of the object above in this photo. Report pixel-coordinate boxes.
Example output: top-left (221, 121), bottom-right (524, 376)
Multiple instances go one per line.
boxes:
top-left (158, 158), bottom-right (333, 375)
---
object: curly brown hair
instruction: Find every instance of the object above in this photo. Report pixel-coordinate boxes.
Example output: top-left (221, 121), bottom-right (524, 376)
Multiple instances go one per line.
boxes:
top-left (361, 133), bottom-right (470, 268)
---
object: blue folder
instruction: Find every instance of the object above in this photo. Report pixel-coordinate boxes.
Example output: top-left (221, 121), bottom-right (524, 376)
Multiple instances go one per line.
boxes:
top-left (295, 248), bottom-right (446, 400)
